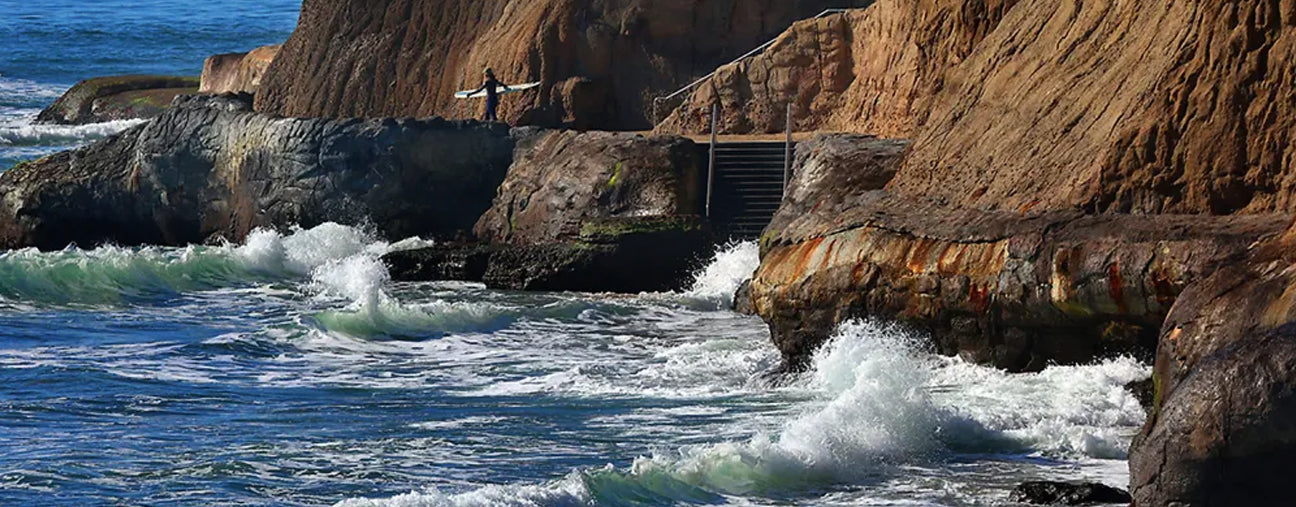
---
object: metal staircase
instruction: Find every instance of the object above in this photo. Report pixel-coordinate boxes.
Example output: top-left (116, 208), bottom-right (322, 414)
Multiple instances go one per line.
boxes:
top-left (705, 142), bottom-right (791, 239)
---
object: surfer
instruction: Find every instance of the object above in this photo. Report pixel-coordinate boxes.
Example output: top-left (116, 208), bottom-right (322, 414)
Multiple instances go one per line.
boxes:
top-left (466, 68), bottom-right (509, 122)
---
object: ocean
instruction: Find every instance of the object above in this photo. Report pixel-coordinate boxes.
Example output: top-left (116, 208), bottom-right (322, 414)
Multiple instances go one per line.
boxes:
top-left (0, 2), bottom-right (1148, 506)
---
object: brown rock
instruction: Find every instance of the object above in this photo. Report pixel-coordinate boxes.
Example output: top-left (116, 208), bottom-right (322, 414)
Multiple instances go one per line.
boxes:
top-left (657, 0), bottom-right (1017, 136)
top-left (890, 0), bottom-right (1296, 215)
top-left (254, 0), bottom-right (870, 129)
top-left (35, 75), bottom-right (200, 125)
top-left (199, 45), bottom-right (282, 95)
top-left (1130, 224), bottom-right (1296, 506)
top-left (474, 130), bottom-right (701, 244)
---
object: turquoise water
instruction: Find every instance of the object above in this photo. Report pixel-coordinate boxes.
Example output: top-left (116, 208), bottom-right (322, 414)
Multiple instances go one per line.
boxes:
top-left (0, 2), bottom-right (1148, 505)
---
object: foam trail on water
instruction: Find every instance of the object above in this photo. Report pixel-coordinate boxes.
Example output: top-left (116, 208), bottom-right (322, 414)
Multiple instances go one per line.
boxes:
top-left (682, 241), bottom-right (760, 308)
top-left (336, 320), bottom-right (1148, 506)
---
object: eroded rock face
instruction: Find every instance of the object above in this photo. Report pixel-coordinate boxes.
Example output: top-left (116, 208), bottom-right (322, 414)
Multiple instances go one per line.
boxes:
top-left (474, 130), bottom-right (701, 244)
top-left (0, 95), bottom-right (514, 250)
top-left (199, 45), bottom-right (282, 95)
top-left (254, 0), bottom-right (870, 129)
top-left (749, 136), bottom-right (1289, 370)
top-left (35, 75), bottom-right (200, 125)
top-left (753, 191), bottom-right (1289, 371)
top-left (1129, 224), bottom-right (1296, 506)
top-left (657, 0), bottom-right (1016, 136)
top-left (1010, 481), bottom-right (1131, 506)
top-left (891, 0), bottom-right (1296, 215)
top-left (387, 129), bottom-right (712, 293)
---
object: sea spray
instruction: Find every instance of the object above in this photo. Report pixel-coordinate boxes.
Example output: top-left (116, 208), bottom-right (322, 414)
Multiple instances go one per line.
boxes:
top-left (335, 319), bottom-right (1148, 506)
top-left (681, 240), bottom-right (760, 308)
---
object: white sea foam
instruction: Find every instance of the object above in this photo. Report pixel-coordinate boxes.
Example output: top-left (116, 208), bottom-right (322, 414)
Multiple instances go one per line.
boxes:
top-left (337, 320), bottom-right (1149, 506)
top-left (0, 118), bottom-right (146, 147)
top-left (684, 241), bottom-right (760, 306)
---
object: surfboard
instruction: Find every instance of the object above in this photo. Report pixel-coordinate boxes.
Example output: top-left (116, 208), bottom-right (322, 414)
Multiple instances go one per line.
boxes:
top-left (454, 81), bottom-right (541, 99)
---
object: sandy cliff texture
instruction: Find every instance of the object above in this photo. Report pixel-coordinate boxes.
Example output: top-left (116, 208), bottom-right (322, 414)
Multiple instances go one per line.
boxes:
top-left (892, 0), bottom-right (1296, 215)
top-left (253, 0), bottom-right (870, 129)
top-left (200, 45), bottom-right (282, 95)
top-left (657, 0), bottom-right (1016, 136)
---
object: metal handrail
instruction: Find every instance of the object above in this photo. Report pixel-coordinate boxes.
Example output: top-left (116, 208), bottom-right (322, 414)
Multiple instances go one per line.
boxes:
top-left (651, 8), bottom-right (853, 125)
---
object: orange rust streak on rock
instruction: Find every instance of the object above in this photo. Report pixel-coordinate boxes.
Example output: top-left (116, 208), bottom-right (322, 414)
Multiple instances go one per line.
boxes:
top-left (1108, 260), bottom-right (1128, 315)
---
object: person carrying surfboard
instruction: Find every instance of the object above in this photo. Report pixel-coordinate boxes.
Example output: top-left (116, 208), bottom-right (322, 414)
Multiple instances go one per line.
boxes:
top-left (466, 68), bottom-right (509, 122)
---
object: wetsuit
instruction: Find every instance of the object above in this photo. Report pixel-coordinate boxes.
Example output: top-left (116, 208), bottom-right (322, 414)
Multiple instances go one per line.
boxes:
top-left (481, 77), bottom-right (506, 122)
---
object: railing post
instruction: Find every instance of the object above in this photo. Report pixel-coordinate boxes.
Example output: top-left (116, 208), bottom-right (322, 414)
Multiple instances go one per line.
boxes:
top-left (706, 102), bottom-right (718, 218)
top-left (783, 102), bottom-right (793, 198)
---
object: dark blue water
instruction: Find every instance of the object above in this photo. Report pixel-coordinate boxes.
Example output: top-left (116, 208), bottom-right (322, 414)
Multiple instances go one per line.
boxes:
top-left (0, 3), bottom-right (1149, 505)
top-left (0, 0), bottom-right (300, 169)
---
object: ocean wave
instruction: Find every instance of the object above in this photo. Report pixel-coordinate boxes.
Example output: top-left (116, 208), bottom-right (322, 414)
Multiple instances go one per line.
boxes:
top-left (0, 223), bottom-right (422, 306)
top-left (681, 240), bottom-right (760, 308)
top-left (0, 118), bottom-right (146, 147)
top-left (337, 320), bottom-right (1147, 506)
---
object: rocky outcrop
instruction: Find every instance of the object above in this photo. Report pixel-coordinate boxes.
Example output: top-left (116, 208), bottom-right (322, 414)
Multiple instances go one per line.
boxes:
top-left (35, 76), bottom-right (200, 125)
top-left (475, 130), bottom-right (700, 244)
top-left (199, 45), bottom-right (282, 95)
top-left (387, 129), bottom-right (712, 293)
top-left (753, 189), bottom-right (1289, 371)
top-left (254, 0), bottom-right (870, 129)
top-left (0, 95), bottom-right (514, 250)
top-left (1010, 481), bottom-right (1131, 505)
top-left (1129, 224), bottom-right (1296, 506)
top-left (657, 0), bottom-right (1017, 136)
top-left (891, 0), bottom-right (1296, 215)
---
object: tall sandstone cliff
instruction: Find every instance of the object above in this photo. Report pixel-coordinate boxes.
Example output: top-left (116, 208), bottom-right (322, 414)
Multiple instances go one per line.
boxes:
top-left (658, 0), bottom-right (1017, 137)
top-left (253, 0), bottom-right (870, 129)
top-left (892, 0), bottom-right (1296, 215)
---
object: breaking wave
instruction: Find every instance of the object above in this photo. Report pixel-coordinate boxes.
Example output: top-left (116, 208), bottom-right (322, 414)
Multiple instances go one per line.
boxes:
top-left (335, 320), bottom-right (1149, 506)
top-left (0, 118), bottom-right (146, 148)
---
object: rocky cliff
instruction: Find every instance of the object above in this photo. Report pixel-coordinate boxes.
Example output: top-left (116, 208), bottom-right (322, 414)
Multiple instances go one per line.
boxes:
top-left (749, 135), bottom-right (1290, 371)
top-left (36, 76), bottom-right (200, 125)
top-left (657, 0), bottom-right (1016, 136)
top-left (891, 0), bottom-right (1296, 215)
top-left (1, 95), bottom-right (514, 250)
top-left (200, 45), bottom-right (282, 95)
top-left (253, 0), bottom-right (870, 129)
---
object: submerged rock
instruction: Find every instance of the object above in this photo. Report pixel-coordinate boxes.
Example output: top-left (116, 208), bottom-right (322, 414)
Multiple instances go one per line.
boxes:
top-left (1010, 481), bottom-right (1131, 505)
top-left (35, 75), bottom-right (200, 125)
top-left (1, 94), bottom-right (515, 249)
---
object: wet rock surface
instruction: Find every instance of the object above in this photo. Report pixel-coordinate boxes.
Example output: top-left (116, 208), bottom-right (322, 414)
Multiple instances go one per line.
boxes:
top-left (1129, 225), bottom-right (1296, 506)
top-left (1, 94), bottom-right (515, 249)
top-left (36, 75), bottom-right (200, 125)
top-left (1010, 481), bottom-right (1131, 505)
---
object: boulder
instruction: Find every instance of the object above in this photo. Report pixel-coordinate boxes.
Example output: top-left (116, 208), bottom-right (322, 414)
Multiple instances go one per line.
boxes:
top-left (474, 130), bottom-right (701, 244)
top-left (1010, 481), bottom-right (1131, 505)
top-left (35, 75), bottom-right (200, 125)
top-left (657, 0), bottom-right (1017, 136)
top-left (199, 45), bottom-right (282, 95)
top-left (387, 129), bottom-right (713, 293)
top-left (1129, 224), bottom-right (1296, 506)
top-left (0, 94), bottom-right (515, 250)
top-left (253, 0), bottom-right (871, 129)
